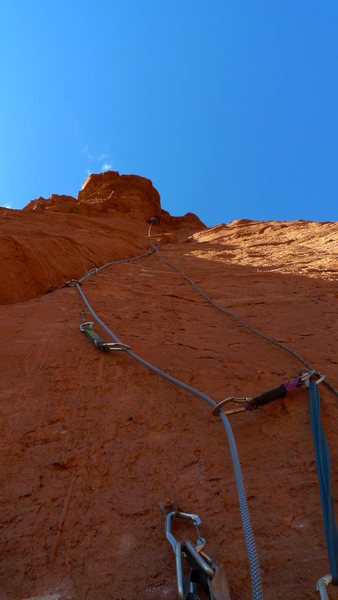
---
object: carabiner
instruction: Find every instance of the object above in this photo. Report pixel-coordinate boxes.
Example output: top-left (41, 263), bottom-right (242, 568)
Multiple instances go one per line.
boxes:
top-left (316, 574), bottom-right (332, 600)
top-left (213, 397), bottom-right (252, 416)
top-left (162, 503), bottom-right (231, 600)
top-left (304, 371), bottom-right (326, 387)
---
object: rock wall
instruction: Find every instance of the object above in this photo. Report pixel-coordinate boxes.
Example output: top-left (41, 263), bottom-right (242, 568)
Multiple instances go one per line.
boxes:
top-left (0, 177), bottom-right (337, 600)
top-left (0, 172), bottom-right (204, 304)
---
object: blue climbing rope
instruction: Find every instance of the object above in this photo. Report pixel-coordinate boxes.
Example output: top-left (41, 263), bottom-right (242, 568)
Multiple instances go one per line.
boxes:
top-left (309, 382), bottom-right (338, 584)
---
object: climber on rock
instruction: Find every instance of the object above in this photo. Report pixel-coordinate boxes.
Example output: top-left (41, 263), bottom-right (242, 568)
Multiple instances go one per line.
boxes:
top-left (146, 215), bottom-right (161, 225)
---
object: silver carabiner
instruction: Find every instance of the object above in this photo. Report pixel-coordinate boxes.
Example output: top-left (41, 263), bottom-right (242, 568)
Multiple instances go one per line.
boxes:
top-left (304, 371), bottom-right (326, 387)
top-left (164, 508), bottom-right (218, 599)
top-left (165, 510), bottom-right (206, 553)
top-left (316, 574), bottom-right (332, 599)
top-left (80, 321), bottom-right (94, 332)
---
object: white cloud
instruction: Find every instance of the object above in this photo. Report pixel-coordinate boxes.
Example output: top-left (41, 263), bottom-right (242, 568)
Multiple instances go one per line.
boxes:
top-left (81, 146), bottom-right (113, 173)
top-left (4, 202), bottom-right (12, 209)
top-left (81, 145), bottom-right (93, 161)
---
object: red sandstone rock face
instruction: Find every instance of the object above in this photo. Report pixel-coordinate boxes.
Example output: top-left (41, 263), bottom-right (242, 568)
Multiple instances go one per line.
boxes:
top-left (23, 195), bottom-right (78, 214)
top-left (0, 177), bottom-right (337, 600)
top-left (78, 171), bottom-right (160, 217)
top-left (0, 172), bottom-right (204, 305)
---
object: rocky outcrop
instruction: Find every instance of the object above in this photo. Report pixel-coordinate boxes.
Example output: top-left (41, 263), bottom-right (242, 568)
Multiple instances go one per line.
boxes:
top-left (23, 195), bottom-right (78, 214)
top-left (0, 173), bottom-right (204, 304)
top-left (0, 204), bottom-right (336, 600)
top-left (78, 171), bottom-right (161, 218)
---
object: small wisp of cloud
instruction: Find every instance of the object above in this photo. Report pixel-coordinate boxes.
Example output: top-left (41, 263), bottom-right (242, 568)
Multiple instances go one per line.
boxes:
top-left (81, 145), bottom-right (113, 175)
top-left (81, 145), bottom-right (93, 161)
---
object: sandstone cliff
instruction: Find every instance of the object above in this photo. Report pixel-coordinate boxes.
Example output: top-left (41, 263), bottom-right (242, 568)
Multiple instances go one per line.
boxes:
top-left (0, 173), bottom-right (337, 600)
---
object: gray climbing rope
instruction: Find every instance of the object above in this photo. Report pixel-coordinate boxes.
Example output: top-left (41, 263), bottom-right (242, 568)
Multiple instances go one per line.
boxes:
top-left (60, 222), bottom-right (335, 600)
top-left (75, 283), bottom-right (263, 600)
top-left (78, 245), bottom-right (159, 284)
top-left (154, 248), bottom-right (338, 398)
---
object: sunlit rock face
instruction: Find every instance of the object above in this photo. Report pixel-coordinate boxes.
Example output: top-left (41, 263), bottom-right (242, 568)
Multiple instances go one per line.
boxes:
top-left (0, 172), bottom-right (336, 600)
top-left (78, 171), bottom-right (161, 218)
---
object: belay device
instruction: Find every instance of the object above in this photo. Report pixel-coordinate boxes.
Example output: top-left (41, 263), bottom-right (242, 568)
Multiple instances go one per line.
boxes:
top-left (161, 502), bottom-right (231, 600)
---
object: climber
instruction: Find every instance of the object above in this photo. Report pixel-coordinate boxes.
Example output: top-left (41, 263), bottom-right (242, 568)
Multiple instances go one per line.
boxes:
top-left (146, 215), bottom-right (161, 225)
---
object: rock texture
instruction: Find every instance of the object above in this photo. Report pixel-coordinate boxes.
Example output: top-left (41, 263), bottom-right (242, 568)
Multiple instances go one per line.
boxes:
top-left (0, 174), bottom-right (337, 600)
top-left (0, 172), bottom-right (204, 305)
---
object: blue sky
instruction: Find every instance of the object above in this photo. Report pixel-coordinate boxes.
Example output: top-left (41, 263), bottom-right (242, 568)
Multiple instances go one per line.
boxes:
top-left (0, 1), bottom-right (337, 225)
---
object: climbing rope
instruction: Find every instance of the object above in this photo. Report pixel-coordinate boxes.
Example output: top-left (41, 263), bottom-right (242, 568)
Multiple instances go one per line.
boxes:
top-left (75, 283), bottom-right (263, 600)
top-left (78, 244), bottom-right (159, 284)
top-left (149, 223), bottom-right (338, 595)
top-left (61, 222), bottom-right (335, 599)
top-left (309, 381), bottom-right (338, 587)
top-left (59, 245), bottom-right (158, 292)
top-left (152, 247), bottom-right (338, 398)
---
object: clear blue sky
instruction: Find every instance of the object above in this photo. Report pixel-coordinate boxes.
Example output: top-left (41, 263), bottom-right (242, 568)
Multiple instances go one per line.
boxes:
top-left (1, 1), bottom-right (337, 225)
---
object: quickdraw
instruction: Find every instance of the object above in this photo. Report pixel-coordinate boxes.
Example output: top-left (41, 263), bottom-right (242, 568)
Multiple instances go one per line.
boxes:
top-left (161, 501), bottom-right (231, 600)
top-left (213, 370), bottom-right (324, 416)
top-left (79, 312), bottom-right (130, 352)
